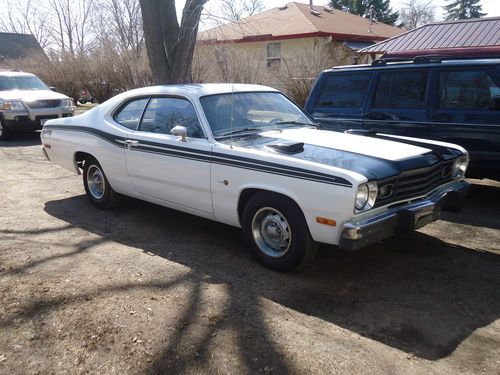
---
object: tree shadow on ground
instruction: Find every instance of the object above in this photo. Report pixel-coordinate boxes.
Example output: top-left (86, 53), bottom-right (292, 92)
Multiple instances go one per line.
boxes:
top-left (33, 194), bottom-right (500, 366)
top-left (0, 131), bottom-right (41, 147)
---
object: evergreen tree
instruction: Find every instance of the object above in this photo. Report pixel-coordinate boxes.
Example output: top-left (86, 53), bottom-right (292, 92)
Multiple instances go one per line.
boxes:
top-left (444, 0), bottom-right (485, 20)
top-left (329, 0), bottom-right (399, 25)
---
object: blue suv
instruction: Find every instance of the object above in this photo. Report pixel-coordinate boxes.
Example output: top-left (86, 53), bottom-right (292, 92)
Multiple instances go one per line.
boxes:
top-left (305, 57), bottom-right (500, 180)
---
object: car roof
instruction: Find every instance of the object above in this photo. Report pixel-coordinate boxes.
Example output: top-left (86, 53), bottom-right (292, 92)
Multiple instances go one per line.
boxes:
top-left (0, 70), bottom-right (36, 77)
top-left (125, 83), bottom-right (279, 98)
top-left (323, 57), bottom-right (500, 74)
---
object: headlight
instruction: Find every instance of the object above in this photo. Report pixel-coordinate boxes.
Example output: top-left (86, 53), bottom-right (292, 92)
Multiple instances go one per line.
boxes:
top-left (355, 181), bottom-right (378, 212)
top-left (452, 155), bottom-right (468, 179)
top-left (62, 98), bottom-right (75, 108)
top-left (0, 100), bottom-right (26, 111)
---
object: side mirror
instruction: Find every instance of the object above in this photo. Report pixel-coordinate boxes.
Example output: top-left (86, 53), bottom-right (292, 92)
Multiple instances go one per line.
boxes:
top-left (171, 125), bottom-right (187, 142)
top-left (49, 86), bottom-right (57, 92)
top-left (489, 95), bottom-right (500, 110)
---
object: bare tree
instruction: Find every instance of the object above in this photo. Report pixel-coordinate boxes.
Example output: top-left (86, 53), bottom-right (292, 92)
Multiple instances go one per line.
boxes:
top-left (0, 0), bottom-right (52, 48)
top-left (399, 0), bottom-right (435, 30)
top-left (47, 0), bottom-right (95, 54)
top-left (93, 0), bottom-right (144, 56)
top-left (139, 0), bottom-right (209, 84)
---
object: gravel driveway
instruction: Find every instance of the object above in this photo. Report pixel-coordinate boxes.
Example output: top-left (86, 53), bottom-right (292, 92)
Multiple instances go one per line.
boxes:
top-left (1, 132), bottom-right (499, 374)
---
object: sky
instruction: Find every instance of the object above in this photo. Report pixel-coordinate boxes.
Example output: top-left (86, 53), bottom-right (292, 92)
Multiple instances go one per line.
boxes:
top-left (176, 0), bottom-right (500, 21)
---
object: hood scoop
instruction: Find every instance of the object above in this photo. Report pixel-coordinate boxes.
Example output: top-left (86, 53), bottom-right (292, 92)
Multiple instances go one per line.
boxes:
top-left (265, 140), bottom-right (304, 154)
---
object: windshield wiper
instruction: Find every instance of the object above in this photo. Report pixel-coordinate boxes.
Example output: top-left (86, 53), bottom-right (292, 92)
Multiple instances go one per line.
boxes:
top-left (215, 127), bottom-right (264, 139)
top-left (273, 121), bottom-right (321, 128)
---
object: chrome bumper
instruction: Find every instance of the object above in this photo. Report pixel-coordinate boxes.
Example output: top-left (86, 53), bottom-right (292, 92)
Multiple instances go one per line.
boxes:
top-left (339, 180), bottom-right (470, 251)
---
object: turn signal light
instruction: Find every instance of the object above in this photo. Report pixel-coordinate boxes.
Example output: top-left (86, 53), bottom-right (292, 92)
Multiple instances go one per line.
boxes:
top-left (316, 217), bottom-right (336, 227)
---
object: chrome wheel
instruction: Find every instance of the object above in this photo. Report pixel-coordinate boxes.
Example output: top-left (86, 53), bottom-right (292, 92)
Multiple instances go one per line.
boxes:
top-left (0, 122), bottom-right (3, 137)
top-left (251, 207), bottom-right (291, 258)
top-left (86, 164), bottom-right (105, 199)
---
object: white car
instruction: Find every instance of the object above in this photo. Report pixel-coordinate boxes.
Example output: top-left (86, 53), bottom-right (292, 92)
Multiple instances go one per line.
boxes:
top-left (41, 84), bottom-right (470, 271)
top-left (0, 70), bottom-right (75, 140)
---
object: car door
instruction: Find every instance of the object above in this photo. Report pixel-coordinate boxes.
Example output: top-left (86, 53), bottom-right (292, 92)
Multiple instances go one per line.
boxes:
top-left (123, 96), bottom-right (213, 214)
top-left (362, 69), bottom-right (431, 139)
top-left (429, 65), bottom-right (500, 179)
top-left (307, 72), bottom-right (372, 132)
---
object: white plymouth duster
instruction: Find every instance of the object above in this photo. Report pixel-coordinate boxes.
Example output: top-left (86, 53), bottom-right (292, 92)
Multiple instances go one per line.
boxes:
top-left (41, 84), bottom-right (470, 271)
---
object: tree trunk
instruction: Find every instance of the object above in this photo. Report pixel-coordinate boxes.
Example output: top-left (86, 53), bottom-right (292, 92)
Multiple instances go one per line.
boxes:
top-left (139, 0), bottom-right (208, 84)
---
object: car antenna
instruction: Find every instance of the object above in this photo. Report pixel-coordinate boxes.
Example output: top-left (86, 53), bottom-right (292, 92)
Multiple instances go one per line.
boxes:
top-left (230, 83), bottom-right (234, 149)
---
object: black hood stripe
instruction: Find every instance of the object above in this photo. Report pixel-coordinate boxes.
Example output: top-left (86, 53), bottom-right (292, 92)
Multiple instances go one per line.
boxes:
top-left (44, 125), bottom-right (353, 188)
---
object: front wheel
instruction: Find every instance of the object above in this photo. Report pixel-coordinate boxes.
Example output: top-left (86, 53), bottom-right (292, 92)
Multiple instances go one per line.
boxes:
top-left (242, 192), bottom-right (317, 272)
top-left (82, 157), bottom-right (120, 209)
top-left (0, 119), bottom-right (10, 140)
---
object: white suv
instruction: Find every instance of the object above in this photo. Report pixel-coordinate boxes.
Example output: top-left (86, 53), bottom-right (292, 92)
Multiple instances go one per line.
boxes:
top-left (0, 70), bottom-right (75, 140)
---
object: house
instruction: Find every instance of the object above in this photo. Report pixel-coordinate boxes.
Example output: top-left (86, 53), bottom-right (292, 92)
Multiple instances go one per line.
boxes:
top-left (359, 17), bottom-right (500, 58)
top-left (197, 1), bottom-right (403, 73)
top-left (0, 32), bottom-right (46, 64)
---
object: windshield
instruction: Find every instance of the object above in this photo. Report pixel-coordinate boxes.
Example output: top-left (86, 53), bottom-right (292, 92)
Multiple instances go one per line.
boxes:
top-left (0, 76), bottom-right (50, 91)
top-left (200, 92), bottom-right (316, 137)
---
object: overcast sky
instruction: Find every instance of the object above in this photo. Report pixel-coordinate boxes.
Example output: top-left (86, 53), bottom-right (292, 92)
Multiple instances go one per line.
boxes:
top-left (176, 0), bottom-right (500, 21)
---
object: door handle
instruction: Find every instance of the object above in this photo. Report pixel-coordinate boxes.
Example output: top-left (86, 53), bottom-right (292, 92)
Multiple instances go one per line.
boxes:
top-left (125, 139), bottom-right (139, 149)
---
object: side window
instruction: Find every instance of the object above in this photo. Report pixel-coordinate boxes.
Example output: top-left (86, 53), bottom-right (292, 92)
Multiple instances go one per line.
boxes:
top-left (138, 97), bottom-right (204, 138)
top-left (114, 98), bottom-right (149, 130)
top-left (373, 71), bottom-right (428, 109)
top-left (316, 73), bottom-right (371, 109)
top-left (439, 70), bottom-right (500, 109)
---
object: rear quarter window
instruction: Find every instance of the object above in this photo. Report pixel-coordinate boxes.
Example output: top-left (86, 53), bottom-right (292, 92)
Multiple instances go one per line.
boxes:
top-left (114, 98), bottom-right (149, 130)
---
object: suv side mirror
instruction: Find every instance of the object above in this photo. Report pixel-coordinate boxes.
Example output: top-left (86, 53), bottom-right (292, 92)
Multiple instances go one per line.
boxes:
top-left (490, 95), bottom-right (500, 110)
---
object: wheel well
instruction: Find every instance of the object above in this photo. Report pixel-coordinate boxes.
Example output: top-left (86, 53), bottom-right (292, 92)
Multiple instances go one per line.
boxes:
top-left (74, 151), bottom-right (94, 171)
top-left (237, 188), bottom-right (302, 223)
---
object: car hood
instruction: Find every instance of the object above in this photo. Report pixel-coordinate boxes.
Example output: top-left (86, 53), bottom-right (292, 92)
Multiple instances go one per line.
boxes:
top-left (0, 89), bottom-right (69, 101)
top-left (234, 128), bottom-right (463, 180)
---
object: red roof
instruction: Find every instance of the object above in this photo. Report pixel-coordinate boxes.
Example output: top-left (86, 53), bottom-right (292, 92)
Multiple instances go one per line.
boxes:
top-left (359, 17), bottom-right (500, 57)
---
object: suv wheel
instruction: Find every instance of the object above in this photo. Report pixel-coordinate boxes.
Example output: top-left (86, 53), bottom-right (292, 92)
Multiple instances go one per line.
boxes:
top-left (0, 119), bottom-right (10, 140)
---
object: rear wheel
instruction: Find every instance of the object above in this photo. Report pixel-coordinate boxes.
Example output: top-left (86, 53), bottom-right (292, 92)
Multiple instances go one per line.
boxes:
top-left (82, 157), bottom-right (120, 209)
top-left (242, 192), bottom-right (317, 272)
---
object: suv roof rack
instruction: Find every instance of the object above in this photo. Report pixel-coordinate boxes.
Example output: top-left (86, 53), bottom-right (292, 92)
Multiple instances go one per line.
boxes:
top-left (371, 54), bottom-right (500, 67)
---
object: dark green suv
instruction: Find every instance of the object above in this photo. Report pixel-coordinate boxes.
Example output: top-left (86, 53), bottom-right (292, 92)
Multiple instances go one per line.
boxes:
top-left (305, 57), bottom-right (500, 180)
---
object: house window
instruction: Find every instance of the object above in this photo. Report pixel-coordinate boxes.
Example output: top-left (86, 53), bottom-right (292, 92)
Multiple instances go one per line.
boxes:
top-left (267, 42), bottom-right (281, 68)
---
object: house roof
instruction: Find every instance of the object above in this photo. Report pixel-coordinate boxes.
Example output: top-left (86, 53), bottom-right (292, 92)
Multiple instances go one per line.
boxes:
top-left (198, 2), bottom-right (403, 44)
top-left (0, 32), bottom-right (46, 61)
top-left (359, 17), bottom-right (500, 57)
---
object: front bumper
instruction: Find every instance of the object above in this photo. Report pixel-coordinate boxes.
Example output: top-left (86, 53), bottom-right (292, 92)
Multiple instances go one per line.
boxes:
top-left (339, 180), bottom-right (470, 251)
top-left (1, 111), bottom-right (73, 131)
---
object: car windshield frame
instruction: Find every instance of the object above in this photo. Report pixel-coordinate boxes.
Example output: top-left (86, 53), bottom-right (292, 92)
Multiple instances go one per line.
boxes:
top-left (0, 75), bottom-right (50, 91)
top-left (199, 91), bottom-right (317, 138)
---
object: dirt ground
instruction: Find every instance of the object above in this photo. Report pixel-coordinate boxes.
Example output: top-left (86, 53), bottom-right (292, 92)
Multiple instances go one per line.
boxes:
top-left (0, 132), bottom-right (499, 375)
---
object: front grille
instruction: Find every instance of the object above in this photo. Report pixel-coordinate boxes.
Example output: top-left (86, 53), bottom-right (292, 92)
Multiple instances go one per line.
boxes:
top-left (375, 160), bottom-right (455, 207)
top-left (28, 99), bottom-right (61, 109)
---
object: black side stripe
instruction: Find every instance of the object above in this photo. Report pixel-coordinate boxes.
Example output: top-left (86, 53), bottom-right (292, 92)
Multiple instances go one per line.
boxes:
top-left (44, 125), bottom-right (352, 187)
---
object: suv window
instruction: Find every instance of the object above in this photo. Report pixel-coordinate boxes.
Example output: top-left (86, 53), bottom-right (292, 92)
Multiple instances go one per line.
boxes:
top-left (139, 97), bottom-right (204, 138)
top-left (0, 75), bottom-right (49, 91)
top-left (373, 71), bottom-right (428, 109)
top-left (439, 70), bottom-right (500, 109)
top-left (114, 98), bottom-right (149, 130)
top-left (316, 73), bottom-right (371, 108)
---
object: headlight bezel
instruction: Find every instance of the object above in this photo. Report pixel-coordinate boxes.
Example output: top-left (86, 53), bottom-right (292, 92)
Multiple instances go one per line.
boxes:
top-left (0, 100), bottom-right (26, 111)
top-left (62, 98), bottom-right (75, 109)
top-left (452, 155), bottom-right (468, 179)
top-left (354, 181), bottom-right (378, 213)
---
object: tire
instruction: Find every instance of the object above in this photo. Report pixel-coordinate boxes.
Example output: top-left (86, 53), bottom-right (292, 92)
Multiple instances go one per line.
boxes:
top-left (0, 119), bottom-right (10, 140)
top-left (82, 157), bottom-right (120, 209)
top-left (242, 192), bottom-right (317, 272)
